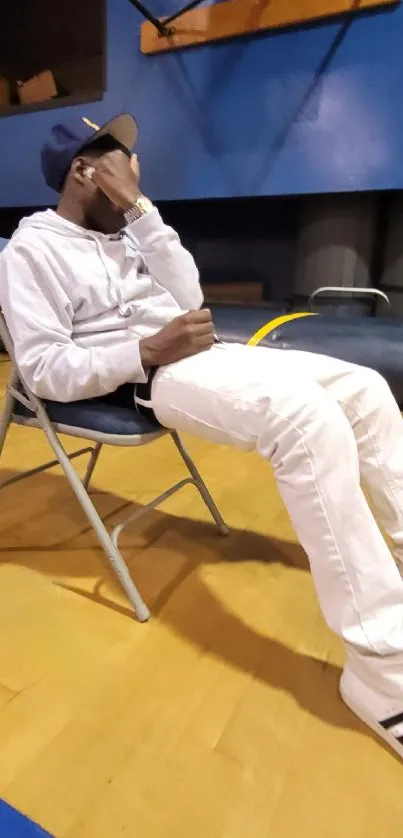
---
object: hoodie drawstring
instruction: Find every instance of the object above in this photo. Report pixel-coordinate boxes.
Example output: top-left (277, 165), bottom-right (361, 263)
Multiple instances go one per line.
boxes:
top-left (92, 235), bottom-right (132, 318)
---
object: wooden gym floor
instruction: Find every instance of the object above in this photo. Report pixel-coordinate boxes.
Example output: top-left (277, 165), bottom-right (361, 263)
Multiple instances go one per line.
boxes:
top-left (0, 356), bottom-right (402, 837)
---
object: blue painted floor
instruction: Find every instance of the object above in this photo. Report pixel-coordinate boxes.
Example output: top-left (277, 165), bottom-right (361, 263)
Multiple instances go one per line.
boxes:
top-left (0, 800), bottom-right (53, 837)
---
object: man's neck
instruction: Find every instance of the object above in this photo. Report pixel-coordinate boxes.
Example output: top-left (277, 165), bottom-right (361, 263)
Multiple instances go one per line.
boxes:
top-left (56, 197), bottom-right (89, 229)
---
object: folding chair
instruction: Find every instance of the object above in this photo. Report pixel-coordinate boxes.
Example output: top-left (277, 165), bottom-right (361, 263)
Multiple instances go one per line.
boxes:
top-left (0, 309), bottom-right (229, 622)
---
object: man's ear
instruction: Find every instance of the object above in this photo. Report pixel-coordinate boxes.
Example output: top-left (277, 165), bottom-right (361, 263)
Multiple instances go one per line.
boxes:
top-left (71, 156), bottom-right (89, 186)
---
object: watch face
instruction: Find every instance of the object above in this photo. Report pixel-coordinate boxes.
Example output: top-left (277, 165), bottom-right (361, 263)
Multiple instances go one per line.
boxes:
top-left (124, 197), bottom-right (152, 223)
top-left (138, 196), bottom-right (153, 213)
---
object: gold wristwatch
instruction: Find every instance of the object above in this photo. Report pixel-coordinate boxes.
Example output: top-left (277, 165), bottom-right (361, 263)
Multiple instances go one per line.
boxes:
top-left (123, 195), bottom-right (154, 224)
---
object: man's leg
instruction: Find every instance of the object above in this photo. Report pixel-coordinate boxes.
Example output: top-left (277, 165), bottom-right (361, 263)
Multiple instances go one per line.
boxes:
top-left (285, 352), bottom-right (403, 572)
top-left (152, 343), bottom-right (403, 756)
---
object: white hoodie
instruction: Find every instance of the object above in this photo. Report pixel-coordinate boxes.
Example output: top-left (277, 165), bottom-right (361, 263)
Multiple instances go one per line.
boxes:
top-left (0, 208), bottom-right (203, 402)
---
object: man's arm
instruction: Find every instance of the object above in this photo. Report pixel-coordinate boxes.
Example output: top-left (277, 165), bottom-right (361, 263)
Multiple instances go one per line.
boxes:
top-left (0, 242), bottom-right (147, 403)
top-left (92, 150), bottom-right (204, 311)
top-left (127, 209), bottom-right (203, 311)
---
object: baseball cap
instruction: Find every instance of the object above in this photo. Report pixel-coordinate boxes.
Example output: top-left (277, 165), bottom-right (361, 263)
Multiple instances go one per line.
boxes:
top-left (41, 113), bottom-right (138, 192)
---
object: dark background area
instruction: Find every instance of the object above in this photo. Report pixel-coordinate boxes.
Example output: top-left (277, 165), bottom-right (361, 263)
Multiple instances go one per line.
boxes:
top-left (0, 193), bottom-right (391, 311)
top-left (0, 195), bottom-right (300, 306)
top-left (0, 0), bottom-right (106, 112)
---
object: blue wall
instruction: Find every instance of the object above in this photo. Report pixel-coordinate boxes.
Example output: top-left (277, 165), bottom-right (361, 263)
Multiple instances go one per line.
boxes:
top-left (1, 0), bottom-right (403, 207)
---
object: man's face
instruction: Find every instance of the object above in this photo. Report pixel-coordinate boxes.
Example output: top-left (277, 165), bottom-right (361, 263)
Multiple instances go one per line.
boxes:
top-left (85, 181), bottom-right (125, 235)
top-left (68, 146), bottom-right (131, 235)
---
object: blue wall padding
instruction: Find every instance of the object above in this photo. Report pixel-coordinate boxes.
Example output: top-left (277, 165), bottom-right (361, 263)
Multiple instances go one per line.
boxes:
top-left (1, 0), bottom-right (403, 206)
top-left (0, 799), bottom-right (53, 837)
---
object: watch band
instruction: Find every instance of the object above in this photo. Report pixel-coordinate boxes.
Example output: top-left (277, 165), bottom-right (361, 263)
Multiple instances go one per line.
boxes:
top-left (124, 195), bottom-right (153, 224)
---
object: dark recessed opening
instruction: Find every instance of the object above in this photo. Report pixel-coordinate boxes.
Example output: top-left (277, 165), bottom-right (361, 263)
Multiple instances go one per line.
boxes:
top-left (0, 0), bottom-right (106, 118)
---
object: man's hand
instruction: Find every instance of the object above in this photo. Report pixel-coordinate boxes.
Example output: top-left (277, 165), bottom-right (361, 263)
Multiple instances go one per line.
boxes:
top-left (91, 149), bottom-right (140, 212)
top-left (140, 310), bottom-right (215, 368)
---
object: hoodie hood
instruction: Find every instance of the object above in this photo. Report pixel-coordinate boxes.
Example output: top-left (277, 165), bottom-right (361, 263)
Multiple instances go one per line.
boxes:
top-left (14, 209), bottom-right (105, 242)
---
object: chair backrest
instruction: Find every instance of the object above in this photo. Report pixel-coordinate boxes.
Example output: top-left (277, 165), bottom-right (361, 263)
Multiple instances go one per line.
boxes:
top-left (0, 240), bottom-right (10, 352)
top-left (0, 306), bottom-right (57, 432)
top-left (0, 239), bottom-right (9, 351)
top-left (0, 309), bottom-right (14, 359)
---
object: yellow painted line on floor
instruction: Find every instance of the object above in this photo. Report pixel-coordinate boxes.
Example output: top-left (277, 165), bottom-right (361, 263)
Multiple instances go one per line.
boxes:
top-left (247, 311), bottom-right (317, 346)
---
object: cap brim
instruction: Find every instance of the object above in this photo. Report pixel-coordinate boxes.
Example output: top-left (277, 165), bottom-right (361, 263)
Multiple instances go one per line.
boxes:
top-left (91, 114), bottom-right (138, 153)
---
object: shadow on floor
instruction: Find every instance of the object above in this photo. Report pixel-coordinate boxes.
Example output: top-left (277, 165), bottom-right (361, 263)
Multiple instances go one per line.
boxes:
top-left (0, 467), bottom-right (372, 744)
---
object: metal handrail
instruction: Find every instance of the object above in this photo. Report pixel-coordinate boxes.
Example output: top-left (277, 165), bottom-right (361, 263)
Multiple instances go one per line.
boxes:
top-left (308, 286), bottom-right (391, 313)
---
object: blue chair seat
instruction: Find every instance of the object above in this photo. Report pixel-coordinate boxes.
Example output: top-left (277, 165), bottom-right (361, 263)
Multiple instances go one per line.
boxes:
top-left (13, 397), bottom-right (161, 437)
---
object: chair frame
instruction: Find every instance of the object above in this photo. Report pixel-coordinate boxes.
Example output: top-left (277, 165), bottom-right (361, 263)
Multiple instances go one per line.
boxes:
top-left (0, 312), bottom-right (229, 622)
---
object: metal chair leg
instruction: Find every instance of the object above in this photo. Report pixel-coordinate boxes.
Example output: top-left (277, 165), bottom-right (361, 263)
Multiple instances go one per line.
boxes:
top-left (33, 409), bottom-right (150, 621)
top-left (0, 370), bottom-right (18, 458)
top-left (171, 431), bottom-right (229, 536)
top-left (82, 442), bottom-right (102, 490)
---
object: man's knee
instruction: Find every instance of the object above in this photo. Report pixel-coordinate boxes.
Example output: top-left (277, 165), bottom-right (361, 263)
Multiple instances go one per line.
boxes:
top-left (261, 380), bottom-right (354, 449)
top-left (352, 367), bottom-right (394, 409)
top-left (259, 383), bottom-right (357, 477)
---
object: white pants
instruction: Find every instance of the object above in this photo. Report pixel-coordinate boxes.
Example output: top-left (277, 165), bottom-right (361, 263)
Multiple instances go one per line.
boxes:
top-left (151, 343), bottom-right (403, 658)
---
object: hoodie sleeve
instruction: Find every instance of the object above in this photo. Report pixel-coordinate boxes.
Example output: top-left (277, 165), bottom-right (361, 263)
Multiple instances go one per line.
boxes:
top-left (0, 242), bottom-right (147, 403)
top-left (127, 208), bottom-right (204, 310)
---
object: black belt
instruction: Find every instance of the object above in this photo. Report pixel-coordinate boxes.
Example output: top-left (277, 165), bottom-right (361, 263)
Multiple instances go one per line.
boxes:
top-left (133, 366), bottom-right (159, 423)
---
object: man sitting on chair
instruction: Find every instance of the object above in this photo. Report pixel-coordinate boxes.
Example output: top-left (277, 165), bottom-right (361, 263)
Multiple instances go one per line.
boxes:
top-left (1, 114), bottom-right (403, 760)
